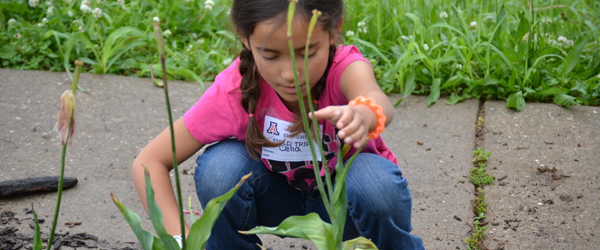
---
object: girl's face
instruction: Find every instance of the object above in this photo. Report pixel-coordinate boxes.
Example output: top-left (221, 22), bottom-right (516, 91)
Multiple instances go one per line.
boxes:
top-left (242, 14), bottom-right (336, 112)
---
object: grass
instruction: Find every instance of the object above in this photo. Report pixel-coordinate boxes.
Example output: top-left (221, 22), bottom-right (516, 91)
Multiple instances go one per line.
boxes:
top-left (1, 0), bottom-right (599, 108)
top-left (466, 147), bottom-right (493, 250)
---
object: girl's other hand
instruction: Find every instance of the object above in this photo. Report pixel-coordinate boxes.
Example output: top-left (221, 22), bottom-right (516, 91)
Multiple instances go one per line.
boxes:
top-left (310, 105), bottom-right (376, 148)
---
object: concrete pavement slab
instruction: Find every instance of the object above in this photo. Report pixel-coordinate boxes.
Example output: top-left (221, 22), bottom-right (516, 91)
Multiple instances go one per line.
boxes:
top-left (385, 96), bottom-right (479, 250)
top-left (482, 101), bottom-right (600, 250)
top-left (2, 68), bottom-right (481, 249)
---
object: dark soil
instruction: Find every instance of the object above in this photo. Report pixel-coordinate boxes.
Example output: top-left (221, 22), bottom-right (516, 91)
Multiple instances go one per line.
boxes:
top-left (0, 204), bottom-right (139, 250)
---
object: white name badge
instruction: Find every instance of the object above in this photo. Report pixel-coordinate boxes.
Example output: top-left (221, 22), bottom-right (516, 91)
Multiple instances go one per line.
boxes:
top-left (261, 115), bottom-right (321, 162)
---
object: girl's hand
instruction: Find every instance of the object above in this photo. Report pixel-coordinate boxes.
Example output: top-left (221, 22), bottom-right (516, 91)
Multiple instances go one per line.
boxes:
top-left (310, 104), bottom-right (376, 148)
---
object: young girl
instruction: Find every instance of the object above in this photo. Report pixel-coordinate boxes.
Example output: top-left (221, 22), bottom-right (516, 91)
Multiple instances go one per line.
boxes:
top-left (132, 0), bottom-right (425, 249)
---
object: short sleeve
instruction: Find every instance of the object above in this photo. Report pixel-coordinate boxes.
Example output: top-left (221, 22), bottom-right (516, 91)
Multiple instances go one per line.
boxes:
top-left (183, 59), bottom-right (248, 144)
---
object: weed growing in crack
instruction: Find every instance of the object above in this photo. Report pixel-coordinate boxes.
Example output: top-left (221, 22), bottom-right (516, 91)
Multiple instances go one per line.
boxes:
top-left (465, 148), bottom-right (493, 250)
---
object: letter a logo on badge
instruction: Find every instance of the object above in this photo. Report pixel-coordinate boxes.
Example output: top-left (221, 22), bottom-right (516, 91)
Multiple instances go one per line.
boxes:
top-left (267, 121), bottom-right (279, 135)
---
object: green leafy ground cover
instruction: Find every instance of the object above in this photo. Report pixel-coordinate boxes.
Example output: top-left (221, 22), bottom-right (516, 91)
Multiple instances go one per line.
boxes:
top-left (1, 0), bottom-right (599, 108)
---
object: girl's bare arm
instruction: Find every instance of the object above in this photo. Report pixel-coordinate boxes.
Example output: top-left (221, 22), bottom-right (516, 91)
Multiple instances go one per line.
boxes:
top-left (132, 118), bottom-right (205, 236)
top-left (311, 60), bottom-right (393, 148)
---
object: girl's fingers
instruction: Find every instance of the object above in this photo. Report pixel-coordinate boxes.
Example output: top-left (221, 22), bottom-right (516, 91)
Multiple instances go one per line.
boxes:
top-left (310, 106), bottom-right (341, 123)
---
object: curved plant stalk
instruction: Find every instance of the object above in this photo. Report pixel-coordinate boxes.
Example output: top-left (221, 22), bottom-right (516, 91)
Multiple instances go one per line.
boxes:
top-left (242, 2), bottom-right (378, 250)
top-left (152, 20), bottom-right (187, 249)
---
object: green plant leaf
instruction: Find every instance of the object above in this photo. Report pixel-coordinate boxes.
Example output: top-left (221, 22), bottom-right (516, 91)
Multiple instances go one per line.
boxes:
top-left (427, 78), bottom-right (441, 106)
top-left (111, 192), bottom-right (165, 250)
top-left (32, 207), bottom-right (43, 250)
top-left (0, 45), bottom-right (17, 59)
top-left (143, 171), bottom-right (181, 250)
top-left (241, 213), bottom-right (334, 250)
top-left (559, 38), bottom-right (589, 78)
top-left (506, 91), bottom-right (526, 111)
top-left (343, 237), bottom-right (379, 250)
top-left (553, 93), bottom-right (580, 108)
top-left (187, 173), bottom-right (253, 250)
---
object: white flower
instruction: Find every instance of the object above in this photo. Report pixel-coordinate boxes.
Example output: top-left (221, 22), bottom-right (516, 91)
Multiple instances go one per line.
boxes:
top-left (423, 43), bottom-right (429, 51)
top-left (357, 21), bottom-right (366, 28)
top-left (439, 11), bottom-right (448, 19)
top-left (65, 0), bottom-right (71, 4)
top-left (37, 23), bottom-right (44, 27)
top-left (547, 39), bottom-right (557, 45)
top-left (565, 40), bottom-right (574, 48)
top-left (222, 57), bottom-right (233, 66)
top-left (191, 33), bottom-right (198, 39)
top-left (42, 17), bottom-right (49, 23)
top-left (153, 16), bottom-right (160, 23)
top-left (92, 8), bottom-right (102, 18)
top-left (8, 18), bottom-right (16, 26)
top-left (80, 0), bottom-right (92, 13)
top-left (117, 0), bottom-right (124, 4)
top-left (46, 6), bottom-right (54, 15)
top-left (597, 74), bottom-right (600, 79)
top-left (186, 44), bottom-right (193, 52)
top-left (28, 0), bottom-right (39, 7)
top-left (162, 29), bottom-right (172, 37)
top-left (469, 21), bottom-right (477, 29)
top-left (346, 30), bottom-right (355, 37)
top-left (400, 35), bottom-right (409, 41)
top-left (185, 0), bottom-right (192, 2)
top-left (204, 0), bottom-right (214, 11)
top-left (557, 36), bottom-right (568, 43)
top-left (359, 27), bottom-right (367, 33)
top-left (68, 11), bottom-right (73, 17)
top-left (455, 63), bottom-right (463, 70)
top-left (79, 26), bottom-right (85, 33)
top-left (14, 33), bottom-right (21, 39)
top-left (545, 18), bottom-right (552, 24)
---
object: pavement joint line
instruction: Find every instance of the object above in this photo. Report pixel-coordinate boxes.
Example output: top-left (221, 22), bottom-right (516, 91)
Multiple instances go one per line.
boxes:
top-left (466, 99), bottom-right (491, 250)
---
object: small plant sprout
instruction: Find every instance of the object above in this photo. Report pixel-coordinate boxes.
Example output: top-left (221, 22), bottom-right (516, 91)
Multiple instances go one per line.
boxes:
top-left (439, 11), bottom-right (448, 19)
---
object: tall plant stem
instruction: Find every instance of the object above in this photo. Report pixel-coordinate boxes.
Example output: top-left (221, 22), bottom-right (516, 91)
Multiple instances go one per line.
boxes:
top-left (46, 60), bottom-right (82, 250)
top-left (154, 22), bottom-right (186, 249)
top-left (286, 1), bottom-right (332, 214)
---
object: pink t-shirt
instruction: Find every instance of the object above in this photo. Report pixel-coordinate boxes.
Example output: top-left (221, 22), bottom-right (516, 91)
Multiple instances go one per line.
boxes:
top-left (184, 45), bottom-right (398, 191)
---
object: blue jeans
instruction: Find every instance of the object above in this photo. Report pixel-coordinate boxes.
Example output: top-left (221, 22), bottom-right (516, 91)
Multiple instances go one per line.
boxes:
top-left (194, 140), bottom-right (425, 250)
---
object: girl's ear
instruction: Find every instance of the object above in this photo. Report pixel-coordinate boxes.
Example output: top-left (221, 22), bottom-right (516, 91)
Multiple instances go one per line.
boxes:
top-left (238, 30), bottom-right (250, 50)
top-left (330, 17), bottom-right (344, 45)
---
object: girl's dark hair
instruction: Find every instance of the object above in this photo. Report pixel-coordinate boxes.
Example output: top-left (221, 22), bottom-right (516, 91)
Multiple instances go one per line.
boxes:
top-left (232, 0), bottom-right (344, 159)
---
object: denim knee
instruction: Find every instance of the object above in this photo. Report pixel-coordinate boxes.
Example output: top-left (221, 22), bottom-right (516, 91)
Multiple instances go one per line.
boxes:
top-left (345, 153), bottom-right (411, 216)
top-left (193, 140), bottom-right (264, 203)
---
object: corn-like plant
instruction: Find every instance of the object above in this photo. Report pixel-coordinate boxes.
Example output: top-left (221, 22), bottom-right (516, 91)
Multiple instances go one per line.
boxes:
top-left (239, 2), bottom-right (378, 250)
top-left (110, 19), bottom-right (251, 250)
